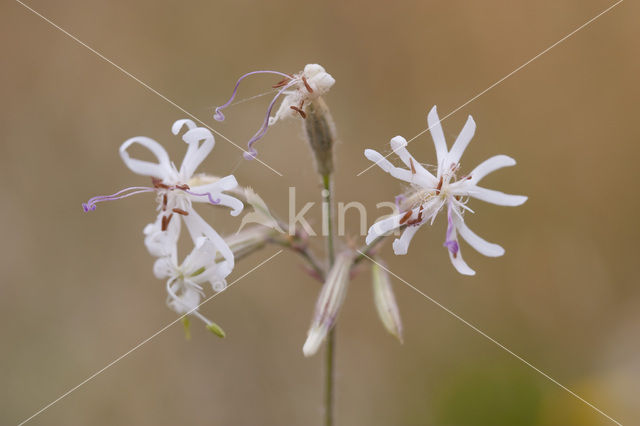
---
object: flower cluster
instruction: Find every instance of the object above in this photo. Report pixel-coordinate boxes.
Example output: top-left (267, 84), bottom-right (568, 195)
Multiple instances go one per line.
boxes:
top-left (365, 106), bottom-right (527, 275)
top-left (83, 119), bottom-right (244, 334)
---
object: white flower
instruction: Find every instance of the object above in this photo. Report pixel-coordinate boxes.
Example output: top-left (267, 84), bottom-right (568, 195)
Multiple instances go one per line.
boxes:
top-left (83, 119), bottom-right (244, 277)
top-left (365, 106), bottom-right (527, 275)
top-left (153, 236), bottom-right (227, 336)
top-left (214, 64), bottom-right (335, 159)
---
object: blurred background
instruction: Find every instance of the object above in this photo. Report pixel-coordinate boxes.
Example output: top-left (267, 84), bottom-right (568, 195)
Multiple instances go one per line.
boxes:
top-left (2, 0), bottom-right (639, 425)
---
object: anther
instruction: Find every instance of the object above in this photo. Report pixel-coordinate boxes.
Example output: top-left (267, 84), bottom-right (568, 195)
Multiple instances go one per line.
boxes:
top-left (172, 208), bottom-right (189, 216)
top-left (302, 76), bottom-right (313, 93)
top-left (399, 209), bottom-right (413, 225)
top-left (162, 194), bottom-right (168, 211)
top-left (161, 214), bottom-right (173, 231)
top-left (409, 158), bottom-right (416, 175)
top-left (175, 184), bottom-right (190, 191)
top-left (272, 78), bottom-right (291, 88)
top-left (435, 176), bottom-right (443, 194)
top-left (290, 105), bottom-right (307, 119)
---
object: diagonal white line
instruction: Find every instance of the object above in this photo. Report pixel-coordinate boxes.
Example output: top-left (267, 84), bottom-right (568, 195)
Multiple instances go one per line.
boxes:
top-left (356, 0), bottom-right (624, 177)
top-left (357, 251), bottom-right (623, 425)
top-left (14, 0), bottom-right (283, 177)
top-left (17, 250), bottom-right (284, 426)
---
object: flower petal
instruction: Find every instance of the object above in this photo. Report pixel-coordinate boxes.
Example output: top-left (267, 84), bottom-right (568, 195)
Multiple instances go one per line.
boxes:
top-left (172, 120), bottom-right (215, 179)
top-left (366, 211), bottom-right (405, 244)
top-left (389, 136), bottom-right (438, 186)
top-left (448, 245), bottom-right (476, 276)
top-left (427, 106), bottom-right (448, 170)
top-left (182, 208), bottom-right (234, 277)
top-left (446, 115), bottom-right (475, 167)
top-left (392, 224), bottom-right (422, 255)
top-left (452, 215), bottom-right (505, 257)
top-left (469, 187), bottom-right (528, 206)
top-left (120, 136), bottom-right (172, 179)
top-left (143, 213), bottom-right (180, 258)
top-left (466, 155), bottom-right (516, 185)
top-left (191, 175), bottom-right (244, 216)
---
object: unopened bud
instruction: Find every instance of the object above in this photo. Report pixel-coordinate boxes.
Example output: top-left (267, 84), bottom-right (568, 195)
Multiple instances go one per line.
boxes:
top-left (303, 251), bottom-right (354, 357)
top-left (303, 97), bottom-right (336, 176)
top-left (206, 322), bottom-right (226, 338)
top-left (372, 260), bottom-right (403, 343)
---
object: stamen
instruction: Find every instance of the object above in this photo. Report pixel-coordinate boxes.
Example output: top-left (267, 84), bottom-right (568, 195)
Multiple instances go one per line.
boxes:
top-left (409, 158), bottom-right (416, 175)
top-left (302, 76), bottom-right (313, 93)
top-left (175, 184), bottom-right (190, 191)
top-left (152, 177), bottom-right (170, 189)
top-left (406, 205), bottom-right (424, 226)
top-left (272, 77), bottom-right (292, 88)
top-left (162, 194), bottom-right (168, 211)
top-left (290, 105), bottom-right (307, 119)
top-left (435, 176), bottom-right (443, 194)
top-left (161, 214), bottom-right (174, 231)
top-left (214, 70), bottom-right (292, 122)
top-left (172, 208), bottom-right (189, 216)
top-left (399, 209), bottom-right (413, 225)
top-left (82, 186), bottom-right (155, 212)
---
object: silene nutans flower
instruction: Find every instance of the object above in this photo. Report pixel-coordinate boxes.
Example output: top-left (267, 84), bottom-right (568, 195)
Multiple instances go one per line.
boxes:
top-left (365, 106), bottom-right (527, 275)
top-left (83, 119), bottom-right (244, 276)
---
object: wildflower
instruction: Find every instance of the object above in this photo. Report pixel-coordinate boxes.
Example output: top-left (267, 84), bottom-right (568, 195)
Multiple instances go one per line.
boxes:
top-left (303, 251), bottom-right (354, 357)
top-left (83, 119), bottom-right (244, 275)
top-left (153, 236), bottom-right (227, 337)
top-left (364, 106), bottom-right (527, 275)
top-left (214, 64), bottom-right (335, 159)
top-left (371, 260), bottom-right (403, 342)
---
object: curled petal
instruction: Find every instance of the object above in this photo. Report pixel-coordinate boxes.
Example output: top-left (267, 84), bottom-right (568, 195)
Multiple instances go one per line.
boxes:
top-left (173, 122), bottom-right (215, 178)
top-left (190, 175), bottom-right (244, 216)
top-left (120, 136), bottom-right (172, 179)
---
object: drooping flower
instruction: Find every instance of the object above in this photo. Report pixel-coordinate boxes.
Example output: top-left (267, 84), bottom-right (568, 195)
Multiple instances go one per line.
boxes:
top-left (214, 64), bottom-right (335, 159)
top-left (83, 119), bottom-right (244, 276)
top-left (365, 106), bottom-right (527, 275)
top-left (153, 236), bottom-right (227, 336)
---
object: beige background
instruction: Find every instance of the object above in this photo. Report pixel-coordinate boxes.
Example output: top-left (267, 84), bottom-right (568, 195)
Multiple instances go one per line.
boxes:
top-left (2, 0), bottom-right (639, 425)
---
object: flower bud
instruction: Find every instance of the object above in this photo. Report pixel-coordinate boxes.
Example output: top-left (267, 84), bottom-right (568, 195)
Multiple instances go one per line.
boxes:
top-left (303, 97), bottom-right (336, 176)
top-left (372, 260), bottom-right (403, 343)
top-left (206, 321), bottom-right (226, 338)
top-left (303, 251), bottom-right (354, 357)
